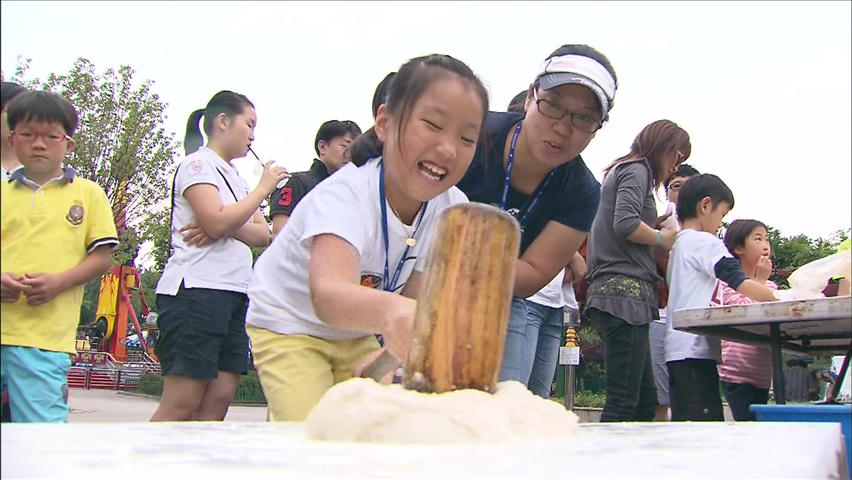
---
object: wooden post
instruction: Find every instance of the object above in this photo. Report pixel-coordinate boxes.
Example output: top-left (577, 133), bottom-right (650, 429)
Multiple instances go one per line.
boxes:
top-left (402, 203), bottom-right (520, 394)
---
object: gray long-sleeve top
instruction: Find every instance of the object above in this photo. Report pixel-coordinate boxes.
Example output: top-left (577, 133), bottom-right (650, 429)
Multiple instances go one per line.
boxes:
top-left (586, 158), bottom-right (662, 286)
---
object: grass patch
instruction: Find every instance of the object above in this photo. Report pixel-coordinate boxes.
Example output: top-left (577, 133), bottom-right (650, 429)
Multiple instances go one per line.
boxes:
top-left (139, 371), bottom-right (267, 405)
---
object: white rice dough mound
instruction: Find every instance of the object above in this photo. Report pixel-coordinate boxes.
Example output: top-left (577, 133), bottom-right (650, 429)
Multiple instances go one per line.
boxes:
top-left (305, 378), bottom-right (580, 444)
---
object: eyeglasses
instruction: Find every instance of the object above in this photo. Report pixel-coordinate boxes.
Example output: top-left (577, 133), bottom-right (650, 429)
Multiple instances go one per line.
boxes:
top-left (11, 130), bottom-right (71, 144)
top-left (666, 181), bottom-right (684, 192)
top-left (532, 89), bottom-right (602, 133)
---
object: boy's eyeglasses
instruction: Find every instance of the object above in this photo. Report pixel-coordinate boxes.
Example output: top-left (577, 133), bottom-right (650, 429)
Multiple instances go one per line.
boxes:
top-left (11, 131), bottom-right (71, 144)
top-left (532, 89), bottom-right (602, 133)
top-left (666, 182), bottom-right (684, 192)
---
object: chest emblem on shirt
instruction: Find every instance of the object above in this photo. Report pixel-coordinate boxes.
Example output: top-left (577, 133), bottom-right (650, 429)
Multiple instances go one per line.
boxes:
top-left (66, 201), bottom-right (84, 225)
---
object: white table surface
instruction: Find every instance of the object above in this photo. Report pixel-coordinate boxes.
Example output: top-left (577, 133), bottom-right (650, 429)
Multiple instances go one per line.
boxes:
top-left (673, 297), bottom-right (852, 355)
top-left (1, 421), bottom-right (847, 479)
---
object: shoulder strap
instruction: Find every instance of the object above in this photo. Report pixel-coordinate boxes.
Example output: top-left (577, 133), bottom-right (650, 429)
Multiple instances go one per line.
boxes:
top-left (214, 167), bottom-right (239, 202)
top-left (167, 164), bottom-right (182, 258)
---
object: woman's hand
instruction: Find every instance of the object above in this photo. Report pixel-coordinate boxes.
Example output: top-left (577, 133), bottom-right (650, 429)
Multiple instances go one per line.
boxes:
top-left (179, 221), bottom-right (216, 247)
top-left (257, 161), bottom-right (290, 194)
top-left (659, 228), bottom-right (677, 252)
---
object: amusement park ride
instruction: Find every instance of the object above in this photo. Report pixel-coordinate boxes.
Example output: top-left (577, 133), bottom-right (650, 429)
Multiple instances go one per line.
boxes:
top-left (72, 189), bottom-right (160, 379)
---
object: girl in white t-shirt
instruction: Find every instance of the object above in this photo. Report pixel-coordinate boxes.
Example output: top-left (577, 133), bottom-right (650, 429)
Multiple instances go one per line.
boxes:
top-left (151, 91), bottom-right (288, 422)
top-left (246, 54), bottom-right (490, 421)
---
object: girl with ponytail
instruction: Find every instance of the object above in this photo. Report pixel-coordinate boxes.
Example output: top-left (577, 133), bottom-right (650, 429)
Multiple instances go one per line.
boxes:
top-left (151, 90), bottom-right (288, 422)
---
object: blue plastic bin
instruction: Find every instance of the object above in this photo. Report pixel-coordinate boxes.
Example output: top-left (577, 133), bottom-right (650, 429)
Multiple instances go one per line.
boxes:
top-left (751, 404), bottom-right (851, 475)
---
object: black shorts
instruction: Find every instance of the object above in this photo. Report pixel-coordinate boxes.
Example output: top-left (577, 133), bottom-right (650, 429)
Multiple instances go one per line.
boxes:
top-left (155, 284), bottom-right (249, 380)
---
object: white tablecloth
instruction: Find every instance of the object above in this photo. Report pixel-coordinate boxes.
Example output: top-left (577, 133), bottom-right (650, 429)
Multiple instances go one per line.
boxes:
top-left (1, 421), bottom-right (847, 479)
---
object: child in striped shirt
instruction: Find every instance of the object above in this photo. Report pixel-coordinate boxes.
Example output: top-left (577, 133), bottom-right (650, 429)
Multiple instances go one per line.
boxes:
top-left (717, 219), bottom-right (777, 421)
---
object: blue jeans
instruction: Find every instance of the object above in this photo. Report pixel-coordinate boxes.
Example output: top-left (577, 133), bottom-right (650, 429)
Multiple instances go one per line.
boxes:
top-left (499, 298), bottom-right (529, 383)
top-left (524, 300), bottom-right (564, 398)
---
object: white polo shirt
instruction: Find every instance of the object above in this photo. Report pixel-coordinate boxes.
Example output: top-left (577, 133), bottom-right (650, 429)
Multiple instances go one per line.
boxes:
top-left (246, 157), bottom-right (468, 340)
top-left (156, 147), bottom-right (253, 296)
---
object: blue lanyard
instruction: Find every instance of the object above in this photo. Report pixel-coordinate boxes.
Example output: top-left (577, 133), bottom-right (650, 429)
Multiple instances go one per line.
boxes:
top-left (379, 160), bottom-right (428, 293)
top-left (500, 122), bottom-right (556, 230)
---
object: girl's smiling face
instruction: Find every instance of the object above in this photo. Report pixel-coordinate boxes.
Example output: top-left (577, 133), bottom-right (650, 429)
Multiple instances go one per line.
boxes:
top-left (377, 74), bottom-right (484, 208)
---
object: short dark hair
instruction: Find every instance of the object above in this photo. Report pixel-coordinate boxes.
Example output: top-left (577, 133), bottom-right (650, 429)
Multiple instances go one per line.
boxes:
top-left (6, 90), bottom-right (79, 135)
top-left (348, 54), bottom-right (489, 167)
top-left (372, 72), bottom-right (396, 119)
top-left (184, 90), bottom-right (254, 155)
top-left (676, 173), bottom-right (735, 221)
top-left (665, 163), bottom-right (700, 189)
top-left (507, 90), bottom-right (527, 113)
top-left (314, 120), bottom-right (362, 156)
top-left (724, 219), bottom-right (769, 259)
top-left (1, 81), bottom-right (27, 111)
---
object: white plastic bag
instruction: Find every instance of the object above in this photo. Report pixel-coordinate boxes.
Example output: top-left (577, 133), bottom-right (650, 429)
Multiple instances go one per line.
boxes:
top-left (778, 249), bottom-right (852, 300)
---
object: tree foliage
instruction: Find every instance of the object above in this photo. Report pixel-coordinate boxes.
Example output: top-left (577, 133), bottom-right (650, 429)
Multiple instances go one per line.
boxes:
top-left (9, 56), bottom-right (178, 264)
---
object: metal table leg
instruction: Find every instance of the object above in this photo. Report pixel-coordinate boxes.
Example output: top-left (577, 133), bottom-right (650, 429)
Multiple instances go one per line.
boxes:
top-left (828, 345), bottom-right (851, 402)
top-left (770, 323), bottom-right (786, 404)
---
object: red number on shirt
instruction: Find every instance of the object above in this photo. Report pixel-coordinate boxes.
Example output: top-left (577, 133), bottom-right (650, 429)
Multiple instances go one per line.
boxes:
top-left (278, 188), bottom-right (292, 207)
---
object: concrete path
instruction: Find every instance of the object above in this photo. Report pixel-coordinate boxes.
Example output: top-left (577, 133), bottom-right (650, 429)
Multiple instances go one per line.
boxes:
top-left (67, 388), bottom-right (267, 422)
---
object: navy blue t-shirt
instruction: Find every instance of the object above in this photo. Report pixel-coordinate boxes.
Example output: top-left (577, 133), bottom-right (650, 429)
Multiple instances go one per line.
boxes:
top-left (457, 111), bottom-right (601, 254)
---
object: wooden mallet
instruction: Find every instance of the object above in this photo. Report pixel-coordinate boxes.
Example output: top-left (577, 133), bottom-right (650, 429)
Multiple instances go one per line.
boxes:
top-left (361, 203), bottom-right (520, 394)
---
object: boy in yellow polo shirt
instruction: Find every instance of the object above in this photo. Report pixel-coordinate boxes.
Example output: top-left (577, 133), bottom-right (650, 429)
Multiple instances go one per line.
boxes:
top-left (1, 90), bottom-right (118, 422)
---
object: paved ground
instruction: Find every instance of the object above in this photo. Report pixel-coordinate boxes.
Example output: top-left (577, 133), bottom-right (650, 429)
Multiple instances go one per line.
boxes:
top-left (67, 388), bottom-right (267, 422)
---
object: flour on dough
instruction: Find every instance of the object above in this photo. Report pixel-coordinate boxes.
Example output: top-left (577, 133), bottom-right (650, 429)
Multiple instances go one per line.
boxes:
top-left (305, 378), bottom-right (580, 444)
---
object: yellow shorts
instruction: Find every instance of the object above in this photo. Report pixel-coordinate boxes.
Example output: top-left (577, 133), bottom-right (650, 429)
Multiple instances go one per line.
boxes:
top-left (246, 324), bottom-right (380, 421)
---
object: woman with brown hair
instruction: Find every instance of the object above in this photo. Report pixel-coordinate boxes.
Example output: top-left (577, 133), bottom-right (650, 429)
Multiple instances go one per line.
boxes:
top-left (584, 119), bottom-right (691, 422)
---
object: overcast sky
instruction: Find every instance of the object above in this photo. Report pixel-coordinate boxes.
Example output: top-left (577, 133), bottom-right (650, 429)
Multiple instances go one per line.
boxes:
top-left (3, 1), bottom-right (850, 249)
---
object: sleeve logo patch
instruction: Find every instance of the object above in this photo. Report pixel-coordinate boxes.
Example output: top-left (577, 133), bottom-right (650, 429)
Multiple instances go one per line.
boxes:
top-left (360, 274), bottom-right (382, 290)
top-left (189, 159), bottom-right (205, 175)
top-left (278, 187), bottom-right (293, 206)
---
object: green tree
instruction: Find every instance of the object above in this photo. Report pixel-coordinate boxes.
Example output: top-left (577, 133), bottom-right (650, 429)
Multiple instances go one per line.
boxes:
top-left (9, 56), bottom-right (179, 265)
top-left (768, 226), bottom-right (847, 288)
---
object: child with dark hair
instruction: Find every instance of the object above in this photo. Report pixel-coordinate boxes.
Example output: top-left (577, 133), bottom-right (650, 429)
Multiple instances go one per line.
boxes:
top-left (456, 44), bottom-right (618, 382)
top-left (1, 90), bottom-right (118, 422)
top-left (717, 219), bottom-right (777, 420)
top-left (651, 162), bottom-right (700, 420)
top-left (507, 90), bottom-right (528, 113)
top-left (270, 119), bottom-right (362, 235)
top-left (1, 82), bottom-right (28, 179)
top-left (665, 174), bottom-right (777, 421)
top-left (585, 119), bottom-right (691, 422)
top-left (151, 90), bottom-right (289, 422)
top-left (246, 53), bottom-right (489, 421)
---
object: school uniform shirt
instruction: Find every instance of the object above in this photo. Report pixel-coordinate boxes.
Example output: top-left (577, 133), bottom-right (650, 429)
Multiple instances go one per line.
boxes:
top-left (665, 229), bottom-right (747, 363)
top-left (269, 159), bottom-right (330, 218)
top-left (156, 147), bottom-right (253, 296)
top-left (247, 157), bottom-right (468, 340)
top-left (2, 167), bottom-right (119, 354)
top-left (456, 111), bottom-right (601, 255)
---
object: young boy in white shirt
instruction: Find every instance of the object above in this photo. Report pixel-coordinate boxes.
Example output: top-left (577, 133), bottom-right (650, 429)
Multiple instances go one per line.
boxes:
top-left (665, 174), bottom-right (776, 421)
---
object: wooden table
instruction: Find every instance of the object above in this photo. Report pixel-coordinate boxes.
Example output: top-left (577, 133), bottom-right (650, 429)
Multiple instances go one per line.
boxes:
top-left (673, 296), bottom-right (852, 404)
top-left (1, 421), bottom-right (848, 478)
